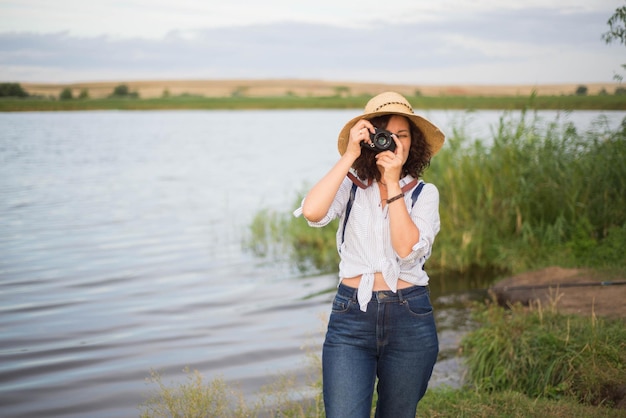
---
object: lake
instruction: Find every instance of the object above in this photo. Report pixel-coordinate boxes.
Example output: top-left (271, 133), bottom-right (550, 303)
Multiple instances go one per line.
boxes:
top-left (1, 108), bottom-right (623, 417)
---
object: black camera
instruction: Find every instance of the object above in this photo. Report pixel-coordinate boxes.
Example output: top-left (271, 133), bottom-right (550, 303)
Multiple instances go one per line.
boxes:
top-left (361, 128), bottom-right (396, 153)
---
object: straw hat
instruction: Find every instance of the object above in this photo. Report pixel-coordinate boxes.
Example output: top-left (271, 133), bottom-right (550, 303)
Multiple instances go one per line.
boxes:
top-left (337, 91), bottom-right (445, 156)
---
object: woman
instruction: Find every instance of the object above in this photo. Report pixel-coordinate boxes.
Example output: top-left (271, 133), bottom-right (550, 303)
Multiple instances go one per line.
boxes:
top-left (294, 92), bottom-right (445, 418)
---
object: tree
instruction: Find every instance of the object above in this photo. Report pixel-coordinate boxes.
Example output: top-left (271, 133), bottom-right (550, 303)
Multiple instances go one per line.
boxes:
top-left (112, 84), bottom-right (129, 96)
top-left (109, 84), bottom-right (139, 98)
top-left (575, 85), bottom-right (588, 96)
top-left (78, 88), bottom-right (89, 99)
top-left (59, 88), bottom-right (73, 100)
top-left (602, 5), bottom-right (626, 46)
top-left (0, 82), bottom-right (29, 97)
top-left (602, 4), bottom-right (626, 82)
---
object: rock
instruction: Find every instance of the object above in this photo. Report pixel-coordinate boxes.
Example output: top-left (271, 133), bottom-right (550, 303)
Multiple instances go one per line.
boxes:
top-left (489, 266), bottom-right (626, 320)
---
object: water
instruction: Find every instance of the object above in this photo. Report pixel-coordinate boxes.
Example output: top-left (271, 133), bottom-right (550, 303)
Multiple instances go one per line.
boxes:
top-left (1, 108), bottom-right (623, 417)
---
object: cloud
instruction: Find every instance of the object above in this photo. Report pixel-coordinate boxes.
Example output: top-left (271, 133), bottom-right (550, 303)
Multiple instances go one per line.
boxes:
top-left (0, 8), bottom-right (621, 84)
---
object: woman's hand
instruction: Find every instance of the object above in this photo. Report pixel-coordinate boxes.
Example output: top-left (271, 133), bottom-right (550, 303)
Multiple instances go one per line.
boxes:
top-left (345, 119), bottom-right (375, 159)
top-left (376, 135), bottom-right (404, 185)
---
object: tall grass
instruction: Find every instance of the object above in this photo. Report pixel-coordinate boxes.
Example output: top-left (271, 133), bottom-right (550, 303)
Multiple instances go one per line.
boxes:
top-left (247, 110), bottom-right (626, 276)
top-left (425, 110), bottom-right (626, 274)
top-left (460, 301), bottom-right (626, 407)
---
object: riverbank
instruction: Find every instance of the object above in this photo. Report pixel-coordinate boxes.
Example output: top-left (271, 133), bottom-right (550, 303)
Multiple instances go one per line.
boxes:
top-left (2, 79), bottom-right (625, 111)
top-left (2, 94), bottom-right (626, 112)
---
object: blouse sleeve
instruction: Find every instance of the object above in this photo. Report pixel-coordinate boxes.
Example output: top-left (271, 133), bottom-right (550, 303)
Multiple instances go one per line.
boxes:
top-left (292, 176), bottom-right (355, 228)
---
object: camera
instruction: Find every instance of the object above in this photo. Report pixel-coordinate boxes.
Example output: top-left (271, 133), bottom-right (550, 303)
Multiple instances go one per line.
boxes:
top-left (361, 128), bottom-right (396, 153)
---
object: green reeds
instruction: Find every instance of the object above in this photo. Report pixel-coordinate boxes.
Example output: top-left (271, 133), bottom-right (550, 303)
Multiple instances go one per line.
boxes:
top-left (460, 301), bottom-right (626, 407)
top-left (425, 110), bottom-right (626, 274)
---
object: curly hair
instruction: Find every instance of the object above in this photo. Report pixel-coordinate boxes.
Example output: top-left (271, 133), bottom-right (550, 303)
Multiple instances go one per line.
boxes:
top-left (352, 115), bottom-right (432, 182)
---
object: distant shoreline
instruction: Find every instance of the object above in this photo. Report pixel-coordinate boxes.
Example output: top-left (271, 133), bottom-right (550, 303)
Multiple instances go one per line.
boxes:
top-left (20, 78), bottom-right (624, 99)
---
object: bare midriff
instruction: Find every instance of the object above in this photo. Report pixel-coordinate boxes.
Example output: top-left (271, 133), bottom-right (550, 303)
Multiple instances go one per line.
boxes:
top-left (341, 272), bottom-right (415, 291)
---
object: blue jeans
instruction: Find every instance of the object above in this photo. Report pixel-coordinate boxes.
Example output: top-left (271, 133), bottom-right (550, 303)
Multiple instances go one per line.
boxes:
top-left (322, 283), bottom-right (439, 418)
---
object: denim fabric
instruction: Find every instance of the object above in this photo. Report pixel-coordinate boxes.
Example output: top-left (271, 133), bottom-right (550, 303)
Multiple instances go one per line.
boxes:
top-left (322, 283), bottom-right (439, 418)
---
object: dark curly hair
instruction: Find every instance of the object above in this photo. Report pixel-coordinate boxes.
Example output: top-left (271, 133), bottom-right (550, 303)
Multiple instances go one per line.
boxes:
top-left (352, 115), bottom-right (432, 182)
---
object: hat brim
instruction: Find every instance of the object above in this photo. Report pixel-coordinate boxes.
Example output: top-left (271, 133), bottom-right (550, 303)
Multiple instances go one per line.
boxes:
top-left (337, 111), bottom-right (445, 156)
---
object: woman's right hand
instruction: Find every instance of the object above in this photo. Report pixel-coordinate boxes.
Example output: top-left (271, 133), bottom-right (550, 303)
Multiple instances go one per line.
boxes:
top-left (345, 119), bottom-right (375, 159)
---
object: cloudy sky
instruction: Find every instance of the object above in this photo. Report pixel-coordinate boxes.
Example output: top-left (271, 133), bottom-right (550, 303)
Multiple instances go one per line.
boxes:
top-left (0, 0), bottom-right (623, 84)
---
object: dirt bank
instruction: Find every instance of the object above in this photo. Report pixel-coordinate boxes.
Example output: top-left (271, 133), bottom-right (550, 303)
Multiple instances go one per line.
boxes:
top-left (490, 266), bottom-right (626, 320)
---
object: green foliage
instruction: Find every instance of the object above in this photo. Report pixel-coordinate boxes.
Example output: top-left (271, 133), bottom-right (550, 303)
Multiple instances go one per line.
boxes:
top-left (424, 111), bottom-right (626, 273)
top-left (78, 88), bottom-right (89, 99)
top-left (602, 5), bottom-right (626, 46)
top-left (461, 303), bottom-right (626, 407)
top-left (246, 198), bottom-right (339, 274)
top-left (418, 387), bottom-right (626, 418)
top-left (575, 85), bottom-right (588, 96)
top-left (602, 4), bottom-right (626, 82)
top-left (59, 87), bottom-right (73, 100)
top-left (0, 82), bottom-right (29, 97)
top-left (109, 83), bottom-right (139, 98)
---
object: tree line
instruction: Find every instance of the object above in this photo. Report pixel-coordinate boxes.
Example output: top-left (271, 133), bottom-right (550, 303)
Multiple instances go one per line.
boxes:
top-left (0, 83), bottom-right (140, 99)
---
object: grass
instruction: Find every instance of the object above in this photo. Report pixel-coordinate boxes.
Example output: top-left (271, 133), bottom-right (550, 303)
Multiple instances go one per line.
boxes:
top-left (1, 93), bottom-right (625, 112)
top-left (461, 301), bottom-right (626, 407)
top-left (139, 304), bottom-right (626, 417)
top-left (418, 387), bottom-right (626, 418)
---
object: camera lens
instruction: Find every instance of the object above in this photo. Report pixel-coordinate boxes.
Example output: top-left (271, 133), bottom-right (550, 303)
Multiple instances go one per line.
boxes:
top-left (364, 128), bottom-right (396, 153)
top-left (375, 133), bottom-right (391, 147)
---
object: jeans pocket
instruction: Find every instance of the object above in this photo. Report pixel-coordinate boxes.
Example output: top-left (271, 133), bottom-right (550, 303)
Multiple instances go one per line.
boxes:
top-left (403, 291), bottom-right (433, 317)
top-left (331, 293), bottom-right (352, 314)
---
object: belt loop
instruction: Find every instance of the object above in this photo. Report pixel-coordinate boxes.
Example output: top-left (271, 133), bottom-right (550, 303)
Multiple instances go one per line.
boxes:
top-left (397, 287), bottom-right (405, 302)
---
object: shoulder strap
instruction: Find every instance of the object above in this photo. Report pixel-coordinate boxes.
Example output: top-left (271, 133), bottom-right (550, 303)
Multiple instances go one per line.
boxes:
top-left (341, 182), bottom-right (358, 245)
top-left (410, 181), bottom-right (425, 208)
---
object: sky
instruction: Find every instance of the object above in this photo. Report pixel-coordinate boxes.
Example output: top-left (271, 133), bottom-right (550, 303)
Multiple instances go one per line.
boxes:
top-left (0, 0), bottom-right (623, 85)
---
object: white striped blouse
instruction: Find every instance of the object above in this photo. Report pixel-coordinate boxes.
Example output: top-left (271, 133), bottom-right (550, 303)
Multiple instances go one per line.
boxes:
top-left (294, 174), bottom-right (440, 311)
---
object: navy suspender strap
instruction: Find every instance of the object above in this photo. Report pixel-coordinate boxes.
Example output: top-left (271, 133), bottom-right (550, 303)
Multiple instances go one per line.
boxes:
top-left (410, 181), bottom-right (425, 208)
top-left (341, 180), bottom-right (425, 245)
top-left (341, 182), bottom-right (358, 245)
